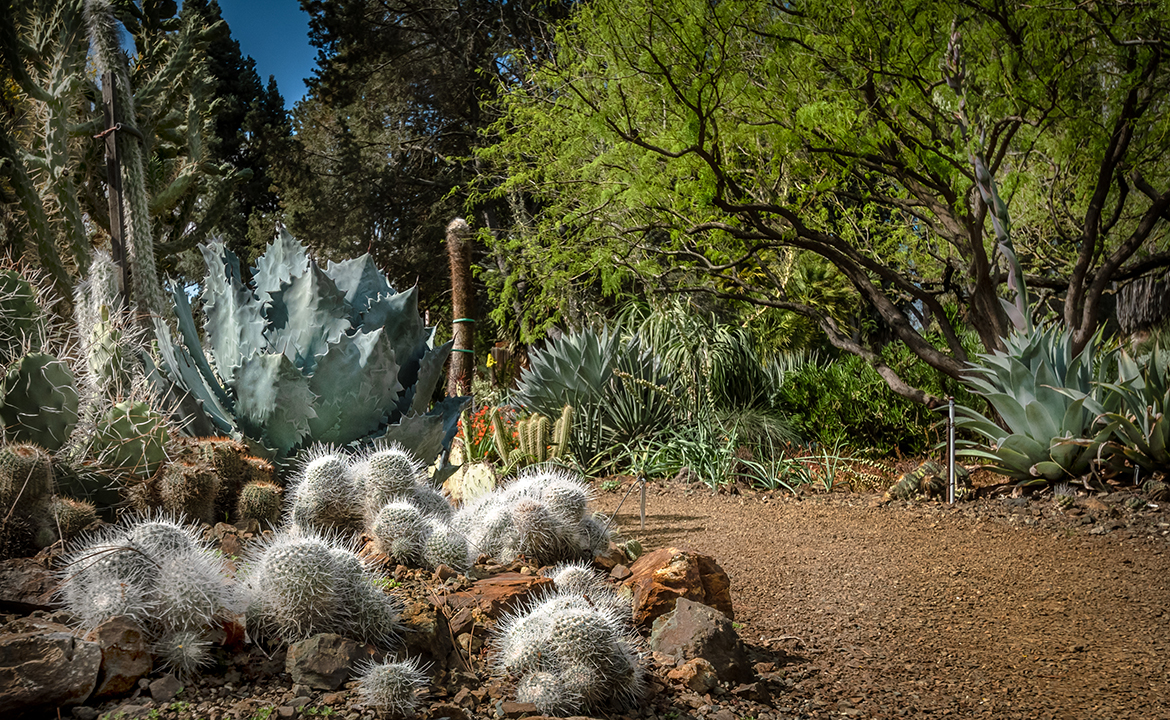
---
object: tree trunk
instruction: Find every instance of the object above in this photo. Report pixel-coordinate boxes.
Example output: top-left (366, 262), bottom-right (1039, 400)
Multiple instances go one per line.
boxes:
top-left (446, 218), bottom-right (474, 397)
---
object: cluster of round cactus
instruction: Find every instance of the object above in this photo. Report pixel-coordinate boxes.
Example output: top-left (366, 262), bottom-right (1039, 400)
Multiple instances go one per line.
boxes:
top-left (236, 530), bottom-right (403, 648)
top-left (353, 657), bottom-right (429, 716)
top-left (453, 467), bottom-right (610, 566)
top-left (491, 563), bottom-right (645, 715)
top-left (287, 442), bottom-right (470, 571)
top-left (56, 514), bottom-right (235, 679)
top-left (0, 442), bottom-right (97, 558)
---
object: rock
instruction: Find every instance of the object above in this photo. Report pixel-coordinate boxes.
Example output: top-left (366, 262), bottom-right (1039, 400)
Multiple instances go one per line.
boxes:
top-left (667, 657), bottom-right (719, 693)
top-left (0, 558), bottom-right (55, 613)
top-left (498, 700), bottom-right (539, 718)
top-left (401, 598), bottom-right (454, 667)
top-left (71, 706), bottom-right (100, 720)
top-left (435, 564), bottom-right (458, 582)
top-left (430, 702), bottom-right (471, 720)
top-left (610, 564), bottom-right (631, 580)
top-left (592, 543), bottom-right (627, 572)
top-left (87, 616), bottom-right (152, 700)
top-left (709, 709), bottom-right (737, 720)
top-left (286, 634), bottom-right (361, 690)
top-left (650, 597), bottom-right (754, 683)
top-left (0, 630), bottom-right (101, 714)
top-left (435, 572), bottom-right (554, 620)
top-left (622, 547), bottom-right (734, 628)
top-left (149, 674), bottom-right (182, 703)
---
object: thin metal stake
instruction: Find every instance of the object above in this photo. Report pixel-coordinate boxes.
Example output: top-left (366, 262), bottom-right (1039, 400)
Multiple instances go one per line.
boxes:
top-left (640, 475), bottom-right (647, 530)
top-left (947, 396), bottom-right (956, 504)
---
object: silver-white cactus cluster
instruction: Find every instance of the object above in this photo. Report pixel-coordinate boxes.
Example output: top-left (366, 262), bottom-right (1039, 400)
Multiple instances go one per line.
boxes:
top-left (491, 562), bottom-right (645, 715)
top-left (57, 514), bottom-right (236, 678)
top-left (453, 467), bottom-right (611, 566)
top-left (286, 442), bottom-right (470, 571)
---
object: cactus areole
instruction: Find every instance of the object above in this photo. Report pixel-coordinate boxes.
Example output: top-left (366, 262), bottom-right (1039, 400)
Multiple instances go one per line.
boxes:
top-left (154, 228), bottom-right (470, 462)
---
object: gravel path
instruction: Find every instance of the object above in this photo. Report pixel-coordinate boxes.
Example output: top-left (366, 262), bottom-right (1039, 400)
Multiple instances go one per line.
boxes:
top-left (596, 481), bottom-right (1170, 720)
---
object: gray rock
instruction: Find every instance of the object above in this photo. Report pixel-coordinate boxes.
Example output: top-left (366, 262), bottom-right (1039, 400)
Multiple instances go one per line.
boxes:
top-left (87, 616), bottom-right (152, 700)
top-left (149, 674), bottom-right (182, 703)
top-left (649, 597), bottom-right (754, 683)
top-left (286, 634), bottom-right (361, 690)
top-left (0, 630), bottom-right (101, 713)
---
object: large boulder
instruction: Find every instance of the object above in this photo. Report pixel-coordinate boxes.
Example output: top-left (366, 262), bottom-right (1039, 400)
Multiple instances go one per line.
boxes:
top-left (0, 630), bottom-right (101, 714)
top-left (285, 634), bottom-right (360, 690)
top-left (650, 597), bottom-right (754, 684)
top-left (0, 558), bottom-right (56, 613)
top-left (86, 616), bottom-right (152, 700)
top-left (622, 547), bottom-right (734, 628)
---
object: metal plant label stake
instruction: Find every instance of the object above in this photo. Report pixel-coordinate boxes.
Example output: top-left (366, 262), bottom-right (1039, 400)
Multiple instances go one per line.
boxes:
top-left (947, 396), bottom-right (956, 504)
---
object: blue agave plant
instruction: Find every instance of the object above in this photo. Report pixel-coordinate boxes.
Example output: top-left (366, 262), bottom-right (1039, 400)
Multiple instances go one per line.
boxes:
top-left (153, 228), bottom-right (468, 463)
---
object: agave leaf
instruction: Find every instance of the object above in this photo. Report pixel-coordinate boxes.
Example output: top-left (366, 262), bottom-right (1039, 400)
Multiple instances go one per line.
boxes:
top-left (1151, 415), bottom-right (1167, 464)
top-left (407, 339), bottom-right (454, 417)
top-left (375, 412), bottom-right (445, 465)
top-left (266, 264), bottom-right (351, 372)
top-left (200, 241), bottom-right (267, 383)
top-left (150, 320), bottom-right (236, 435)
top-left (253, 225), bottom-right (309, 305)
top-left (234, 352), bottom-right (317, 455)
top-left (1024, 401), bottom-right (1061, 447)
top-left (1030, 460), bottom-right (1066, 481)
top-left (983, 392), bottom-right (1031, 436)
top-left (168, 280), bottom-right (233, 408)
top-left (364, 286), bottom-right (426, 360)
top-left (308, 329), bottom-right (402, 444)
top-left (324, 254), bottom-right (394, 325)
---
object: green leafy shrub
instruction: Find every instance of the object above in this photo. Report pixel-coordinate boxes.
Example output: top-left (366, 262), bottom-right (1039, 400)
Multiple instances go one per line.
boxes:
top-left (775, 342), bottom-right (979, 457)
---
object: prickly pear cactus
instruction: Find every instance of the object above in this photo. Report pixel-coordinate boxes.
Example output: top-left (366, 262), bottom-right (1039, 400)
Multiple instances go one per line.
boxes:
top-left (0, 269), bottom-right (43, 366)
top-left (91, 400), bottom-right (170, 477)
top-left (0, 353), bottom-right (79, 451)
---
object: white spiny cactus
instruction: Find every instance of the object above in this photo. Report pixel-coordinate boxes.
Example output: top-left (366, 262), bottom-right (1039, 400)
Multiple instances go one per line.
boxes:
top-left (354, 657), bottom-right (429, 716)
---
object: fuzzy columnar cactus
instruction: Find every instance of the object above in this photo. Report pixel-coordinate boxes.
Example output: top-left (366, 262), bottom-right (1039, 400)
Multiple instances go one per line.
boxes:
top-left (57, 515), bottom-right (232, 641)
top-left (153, 629), bottom-right (213, 681)
top-left (287, 448), bottom-right (363, 534)
top-left (354, 657), bottom-right (428, 716)
top-left (421, 518), bottom-right (471, 572)
top-left (159, 460), bottom-right (220, 524)
top-left (453, 467), bottom-right (604, 566)
top-left (491, 590), bottom-right (644, 715)
top-left (354, 443), bottom-right (423, 518)
top-left (238, 531), bottom-right (401, 647)
top-left (371, 501), bottom-right (428, 565)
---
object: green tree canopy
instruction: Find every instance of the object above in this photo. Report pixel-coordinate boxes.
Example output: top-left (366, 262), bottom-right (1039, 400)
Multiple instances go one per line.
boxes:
top-left (479, 0), bottom-right (1170, 405)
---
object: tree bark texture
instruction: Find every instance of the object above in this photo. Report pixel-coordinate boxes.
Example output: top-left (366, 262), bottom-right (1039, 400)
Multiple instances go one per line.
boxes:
top-left (446, 217), bottom-right (475, 397)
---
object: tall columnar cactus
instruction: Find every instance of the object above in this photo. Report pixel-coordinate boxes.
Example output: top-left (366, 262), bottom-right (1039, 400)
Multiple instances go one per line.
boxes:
top-left (491, 590), bottom-right (645, 715)
top-left (238, 531), bottom-right (402, 647)
top-left (0, 352), bottom-right (79, 451)
top-left (153, 230), bottom-right (470, 462)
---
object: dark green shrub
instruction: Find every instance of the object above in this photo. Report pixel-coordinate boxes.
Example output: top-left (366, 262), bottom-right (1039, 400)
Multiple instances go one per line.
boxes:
top-left (774, 342), bottom-right (983, 457)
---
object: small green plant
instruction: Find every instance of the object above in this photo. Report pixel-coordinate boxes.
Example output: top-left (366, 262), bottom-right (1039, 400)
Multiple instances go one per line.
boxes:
top-left (250, 707), bottom-right (275, 720)
top-left (599, 478), bottom-right (621, 493)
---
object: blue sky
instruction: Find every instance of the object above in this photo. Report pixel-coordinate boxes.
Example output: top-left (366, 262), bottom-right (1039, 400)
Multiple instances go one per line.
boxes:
top-left (212, 0), bottom-right (317, 109)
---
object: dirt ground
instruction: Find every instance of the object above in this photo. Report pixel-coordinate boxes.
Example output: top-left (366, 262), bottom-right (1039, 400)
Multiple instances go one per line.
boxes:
top-left (594, 478), bottom-right (1170, 720)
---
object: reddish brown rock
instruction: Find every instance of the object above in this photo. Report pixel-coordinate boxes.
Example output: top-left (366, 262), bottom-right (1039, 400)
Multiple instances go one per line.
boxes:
top-left (0, 630), bottom-right (101, 713)
top-left (667, 657), bottom-right (719, 693)
top-left (621, 547), bottom-right (734, 628)
top-left (434, 572), bottom-right (553, 620)
top-left (285, 634), bottom-right (360, 690)
top-left (86, 616), bottom-right (152, 700)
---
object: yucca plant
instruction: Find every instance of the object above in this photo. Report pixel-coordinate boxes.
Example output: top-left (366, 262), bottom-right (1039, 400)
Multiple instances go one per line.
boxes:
top-left (955, 324), bottom-right (1119, 485)
top-left (153, 229), bottom-right (469, 463)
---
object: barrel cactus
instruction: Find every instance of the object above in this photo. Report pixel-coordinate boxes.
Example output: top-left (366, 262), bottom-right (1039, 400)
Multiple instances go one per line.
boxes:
top-left (287, 448), bottom-right (363, 534)
top-left (236, 480), bottom-right (283, 526)
top-left (152, 229), bottom-right (470, 463)
top-left (0, 352), bottom-right (79, 451)
top-left (158, 460), bottom-right (220, 524)
top-left (0, 443), bottom-right (57, 556)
